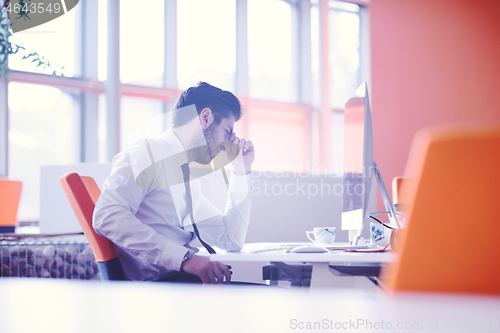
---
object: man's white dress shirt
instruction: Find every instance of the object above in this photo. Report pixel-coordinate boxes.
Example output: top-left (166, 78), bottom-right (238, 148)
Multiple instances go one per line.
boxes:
top-left (93, 130), bottom-right (252, 281)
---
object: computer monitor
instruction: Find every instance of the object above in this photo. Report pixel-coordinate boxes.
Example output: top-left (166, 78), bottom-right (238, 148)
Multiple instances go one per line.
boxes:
top-left (341, 83), bottom-right (400, 244)
top-left (341, 83), bottom-right (373, 240)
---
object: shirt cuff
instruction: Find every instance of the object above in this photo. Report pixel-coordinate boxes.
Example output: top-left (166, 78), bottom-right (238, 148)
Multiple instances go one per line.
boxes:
top-left (229, 171), bottom-right (252, 194)
top-left (155, 241), bottom-right (190, 272)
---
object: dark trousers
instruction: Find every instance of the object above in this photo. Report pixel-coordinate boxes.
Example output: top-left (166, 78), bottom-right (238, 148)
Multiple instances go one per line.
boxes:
top-left (151, 271), bottom-right (269, 286)
top-left (152, 271), bottom-right (202, 283)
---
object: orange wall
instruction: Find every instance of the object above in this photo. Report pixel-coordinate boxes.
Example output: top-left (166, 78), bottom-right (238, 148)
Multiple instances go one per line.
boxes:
top-left (371, 0), bottom-right (500, 203)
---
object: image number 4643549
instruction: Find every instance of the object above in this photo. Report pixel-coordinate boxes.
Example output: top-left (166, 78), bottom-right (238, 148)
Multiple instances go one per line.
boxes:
top-left (3, 0), bottom-right (80, 33)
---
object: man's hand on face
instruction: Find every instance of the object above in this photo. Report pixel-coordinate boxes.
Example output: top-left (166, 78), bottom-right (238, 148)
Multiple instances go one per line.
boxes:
top-left (180, 254), bottom-right (231, 284)
top-left (225, 133), bottom-right (254, 175)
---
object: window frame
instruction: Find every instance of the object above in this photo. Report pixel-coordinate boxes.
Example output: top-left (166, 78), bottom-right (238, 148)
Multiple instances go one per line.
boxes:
top-left (0, 0), bottom-right (370, 222)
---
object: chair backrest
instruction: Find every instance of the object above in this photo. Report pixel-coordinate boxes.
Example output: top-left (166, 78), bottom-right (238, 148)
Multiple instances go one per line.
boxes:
top-left (391, 177), bottom-right (406, 204)
top-left (383, 125), bottom-right (500, 295)
top-left (59, 172), bottom-right (125, 280)
top-left (0, 179), bottom-right (23, 232)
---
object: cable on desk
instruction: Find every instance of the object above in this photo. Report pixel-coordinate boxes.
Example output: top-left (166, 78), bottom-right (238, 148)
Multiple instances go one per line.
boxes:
top-left (369, 215), bottom-right (396, 230)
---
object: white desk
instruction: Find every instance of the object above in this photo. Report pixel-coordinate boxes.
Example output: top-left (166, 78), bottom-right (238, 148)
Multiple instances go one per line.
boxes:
top-left (1, 279), bottom-right (499, 333)
top-left (201, 242), bottom-right (397, 288)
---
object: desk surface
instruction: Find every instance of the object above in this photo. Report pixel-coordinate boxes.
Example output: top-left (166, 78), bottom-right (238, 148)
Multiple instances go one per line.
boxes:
top-left (1, 279), bottom-right (499, 333)
top-left (202, 242), bottom-right (397, 264)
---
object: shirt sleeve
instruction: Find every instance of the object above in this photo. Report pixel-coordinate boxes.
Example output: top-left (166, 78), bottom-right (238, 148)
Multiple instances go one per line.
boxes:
top-left (182, 171), bottom-right (252, 252)
top-left (93, 148), bottom-right (188, 272)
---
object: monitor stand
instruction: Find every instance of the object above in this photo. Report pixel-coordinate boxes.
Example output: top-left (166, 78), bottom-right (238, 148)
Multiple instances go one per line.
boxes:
top-left (372, 161), bottom-right (401, 229)
top-left (352, 161), bottom-right (400, 246)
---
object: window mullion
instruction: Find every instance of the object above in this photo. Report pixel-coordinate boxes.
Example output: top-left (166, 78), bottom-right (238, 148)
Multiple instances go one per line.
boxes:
top-left (297, 0), bottom-right (313, 171)
top-left (359, 5), bottom-right (371, 96)
top-left (0, 76), bottom-right (7, 177)
top-left (164, 0), bottom-right (178, 130)
top-left (235, 0), bottom-right (249, 138)
top-left (81, 0), bottom-right (99, 162)
top-left (0, 10), bottom-right (8, 176)
top-left (164, 0), bottom-right (177, 89)
top-left (297, 0), bottom-right (312, 105)
top-left (318, 0), bottom-right (330, 170)
top-left (105, 0), bottom-right (121, 160)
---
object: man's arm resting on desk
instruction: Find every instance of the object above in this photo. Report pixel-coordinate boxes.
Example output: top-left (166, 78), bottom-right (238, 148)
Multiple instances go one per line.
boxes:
top-left (95, 188), bottom-right (232, 283)
top-left (181, 254), bottom-right (231, 284)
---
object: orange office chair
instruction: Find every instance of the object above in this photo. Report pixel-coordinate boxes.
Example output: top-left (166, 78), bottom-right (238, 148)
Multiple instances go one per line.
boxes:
top-left (0, 178), bottom-right (23, 233)
top-left (59, 172), bottom-right (126, 280)
top-left (382, 124), bottom-right (500, 295)
top-left (392, 177), bottom-right (405, 204)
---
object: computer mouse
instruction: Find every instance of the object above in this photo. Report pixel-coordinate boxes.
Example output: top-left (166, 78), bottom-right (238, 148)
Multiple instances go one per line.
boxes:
top-left (289, 245), bottom-right (329, 253)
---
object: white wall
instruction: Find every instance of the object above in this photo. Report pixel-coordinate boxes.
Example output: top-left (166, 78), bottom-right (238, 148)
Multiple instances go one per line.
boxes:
top-left (40, 163), bottom-right (112, 234)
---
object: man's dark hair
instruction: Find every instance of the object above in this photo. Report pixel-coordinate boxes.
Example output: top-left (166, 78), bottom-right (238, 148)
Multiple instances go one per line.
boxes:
top-left (172, 82), bottom-right (242, 128)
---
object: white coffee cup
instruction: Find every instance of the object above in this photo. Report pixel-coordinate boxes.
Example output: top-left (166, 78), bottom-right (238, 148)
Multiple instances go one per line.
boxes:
top-left (370, 222), bottom-right (390, 246)
top-left (306, 227), bottom-right (336, 244)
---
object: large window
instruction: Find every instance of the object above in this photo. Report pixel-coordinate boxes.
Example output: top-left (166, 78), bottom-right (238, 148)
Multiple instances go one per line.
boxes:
top-left (121, 96), bottom-right (164, 149)
top-left (8, 5), bottom-right (78, 77)
top-left (328, 1), bottom-right (360, 108)
top-left (98, 0), bottom-right (108, 82)
top-left (311, 0), bottom-right (361, 109)
top-left (328, 1), bottom-right (361, 175)
top-left (177, 0), bottom-right (236, 91)
top-left (311, 0), bottom-right (362, 174)
top-left (120, 0), bottom-right (165, 87)
top-left (8, 83), bottom-right (80, 221)
top-left (1, 0), bottom-right (367, 222)
top-left (248, 0), bottom-right (295, 102)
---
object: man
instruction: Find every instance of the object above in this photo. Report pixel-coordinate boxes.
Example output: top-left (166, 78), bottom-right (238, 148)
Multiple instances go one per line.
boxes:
top-left (93, 82), bottom-right (254, 284)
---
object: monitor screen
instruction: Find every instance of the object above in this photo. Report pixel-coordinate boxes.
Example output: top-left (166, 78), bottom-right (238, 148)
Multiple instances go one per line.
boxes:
top-left (341, 83), bottom-right (373, 233)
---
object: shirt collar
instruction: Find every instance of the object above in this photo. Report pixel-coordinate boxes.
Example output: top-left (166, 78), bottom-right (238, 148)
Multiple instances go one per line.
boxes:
top-left (159, 130), bottom-right (189, 168)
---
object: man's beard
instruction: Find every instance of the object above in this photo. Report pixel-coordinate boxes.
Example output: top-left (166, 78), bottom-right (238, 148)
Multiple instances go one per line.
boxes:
top-left (196, 122), bottom-right (216, 163)
top-left (203, 122), bottom-right (217, 161)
